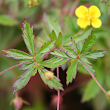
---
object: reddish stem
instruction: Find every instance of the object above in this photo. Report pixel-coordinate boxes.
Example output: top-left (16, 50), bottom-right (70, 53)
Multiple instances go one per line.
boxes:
top-left (57, 67), bottom-right (60, 110)
top-left (79, 59), bottom-right (107, 94)
top-left (0, 61), bottom-right (33, 75)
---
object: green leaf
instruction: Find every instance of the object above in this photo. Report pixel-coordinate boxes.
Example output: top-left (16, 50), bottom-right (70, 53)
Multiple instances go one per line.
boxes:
top-left (55, 32), bottom-right (62, 47)
top-left (43, 21), bottom-right (51, 39)
top-left (50, 30), bottom-right (57, 40)
top-left (35, 53), bottom-right (43, 63)
top-left (45, 15), bottom-right (61, 36)
top-left (71, 37), bottom-right (80, 54)
top-left (31, 68), bottom-right (38, 76)
top-left (23, 20), bottom-right (35, 55)
top-left (40, 57), bottom-right (68, 67)
top-left (35, 37), bottom-right (45, 47)
top-left (78, 59), bottom-right (95, 76)
top-left (81, 31), bottom-right (96, 54)
top-left (105, 74), bottom-right (110, 88)
top-left (82, 74), bottom-right (104, 102)
top-left (74, 27), bottom-right (93, 42)
top-left (3, 49), bottom-right (33, 60)
top-left (0, 14), bottom-right (18, 26)
top-left (38, 68), bottom-right (63, 90)
top-left (66, 60), bottom-right (77, 85)
top-left (51, 50), bottom-right (71, 58)
top-left (82, 50), bottom-right (106, 59)
top-left (36, 41), bottom-right (55, 55)
top-left (20, 62), bottom-right (35, 70)
top-left (13, 68), bottom-right (34, 93)
top-left (106, 1), bottom-right (110, 6)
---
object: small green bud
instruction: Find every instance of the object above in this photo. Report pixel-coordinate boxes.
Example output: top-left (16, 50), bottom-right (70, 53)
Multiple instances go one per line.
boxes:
top-left (45, 71), bottom-right (54, 80)
top-left (106, 91), bottom-right (110, 103)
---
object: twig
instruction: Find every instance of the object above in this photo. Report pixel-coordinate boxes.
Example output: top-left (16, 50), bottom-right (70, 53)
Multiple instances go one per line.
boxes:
top-left (57, 67), bottom-right (60, 110)
top-left (79, 59), bottom-right (107, 94)
top-left (68, 0), bottom-right (79, 16)
top-left (0, 61), bottom-right (33, 75)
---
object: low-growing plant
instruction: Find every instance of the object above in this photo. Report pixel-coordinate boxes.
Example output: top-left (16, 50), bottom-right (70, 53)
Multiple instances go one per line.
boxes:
top-left (0, 0), bottom-right (110, 110)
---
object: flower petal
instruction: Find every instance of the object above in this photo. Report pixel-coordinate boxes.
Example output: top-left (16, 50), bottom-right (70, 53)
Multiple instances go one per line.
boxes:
top-left (89, 5), bottom-right (101, 18)
top-left (91, 18), bottom-right (102, 28)
top-left (75, 5), bottom-right (88, 18)
top-left (77, 18), bottom-right (90, 29)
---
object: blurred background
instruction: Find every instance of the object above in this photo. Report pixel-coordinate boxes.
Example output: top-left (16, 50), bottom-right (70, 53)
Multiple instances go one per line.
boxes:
top-left (0, 0), bottom-right (110, 110)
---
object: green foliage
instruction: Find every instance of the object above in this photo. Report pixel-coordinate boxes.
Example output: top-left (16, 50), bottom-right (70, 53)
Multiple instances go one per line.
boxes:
top-left (0, 3), bottom-right (108, 108)
top-left (78, 59), bottom-right (95, 76)
top-left (20, 62), bottom-right (35, 70)
top-left (38, 68), bottom-right (63, 90)
top-left (82, 76), bottom-right (103, 102)
top-left (40, 57), bottom-right (68, 67)
top-left (66, 60), bottom-right (77, 84)
top-left (71, 38), bottom-right (80, 54)
top-left (44, 15), bottom-right (61, 36)
top-left (0, 15), bottom-right (18, 26)
top-left (50, 30), bottom-right (57, 40)
top-left (3, 49), bottom-right (33, 60)
top-left (55, 32), bottom-right (62, 47)
top-left (81, 31), bottom-right (96, 54)
top-left (82, 50), bottom-right (106, 59)
top-left (13, 68), bottom-right (34, 93)
top-left (36, 40), bottom-right (55, 54)
top-left (51, 50), bottom-right (71, 58)
top-left (23, 20), bottom-right (35, 56)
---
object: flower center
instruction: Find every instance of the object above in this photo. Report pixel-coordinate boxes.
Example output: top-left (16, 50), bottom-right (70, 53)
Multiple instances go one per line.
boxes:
top-left (86, 13), bottom-right (92, 21)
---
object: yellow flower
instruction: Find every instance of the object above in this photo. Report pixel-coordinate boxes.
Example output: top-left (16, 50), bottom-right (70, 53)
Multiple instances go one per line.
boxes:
top-left (75, 5), bottom-right (102, 28)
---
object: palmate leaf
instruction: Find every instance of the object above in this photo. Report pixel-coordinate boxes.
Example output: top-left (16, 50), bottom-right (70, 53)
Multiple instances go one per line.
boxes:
top-left (51, 50), bottom-right (71, 58)
top-left (13, 68), bottom-right (35, 93)
top-left (40, 57), bottom-right (68, 68)
top-left (3, 49), bottom-right (33, 60)
top-left (38, 68), bottom-right (63, 90)
top-left (66, 60), bottom-right (77, 85)
top-left (82, 50), bottom-right (106, 59)
top-left (81, 31), bottom-right (96, 54)
top-left (23, 20), bottom-right (35, 55)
